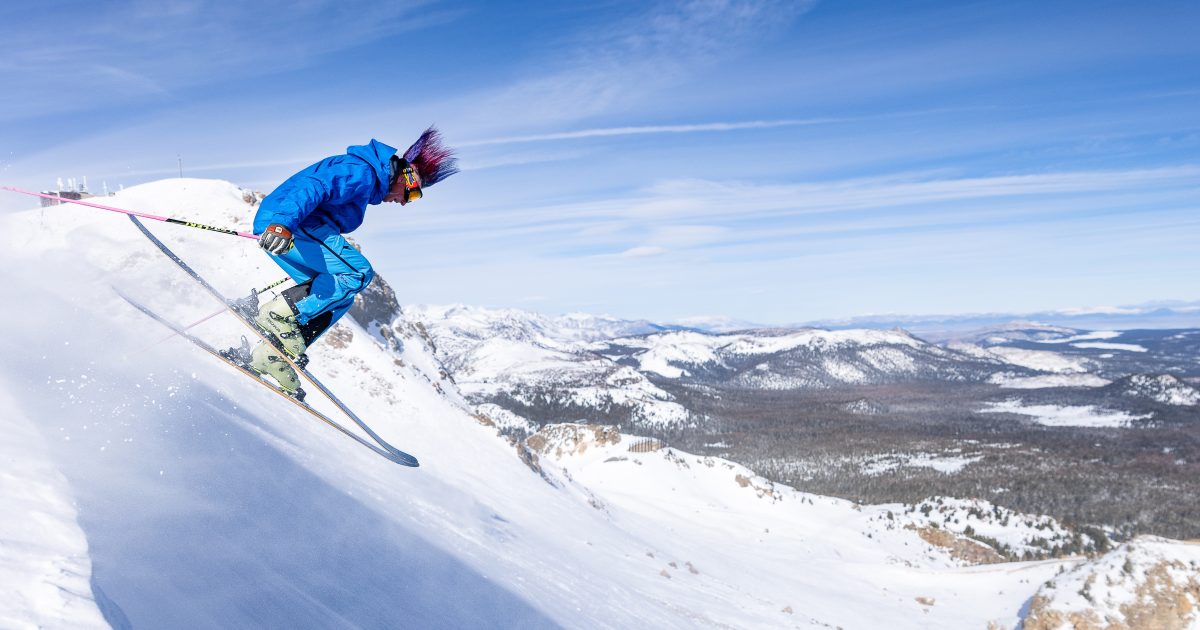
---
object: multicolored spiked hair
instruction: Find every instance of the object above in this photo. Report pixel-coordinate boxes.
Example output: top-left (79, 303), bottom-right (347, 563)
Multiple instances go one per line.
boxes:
top-left (401, 126), bottom-right (459, 187)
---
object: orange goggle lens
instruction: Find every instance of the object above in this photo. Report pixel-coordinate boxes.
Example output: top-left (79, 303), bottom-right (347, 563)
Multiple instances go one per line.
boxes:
top-left (401, 165), bottom-right (422, 202)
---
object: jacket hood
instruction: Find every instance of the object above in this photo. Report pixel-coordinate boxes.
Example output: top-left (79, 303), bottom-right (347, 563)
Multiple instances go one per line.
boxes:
top-left (346, 139), bottom-right (398, 204)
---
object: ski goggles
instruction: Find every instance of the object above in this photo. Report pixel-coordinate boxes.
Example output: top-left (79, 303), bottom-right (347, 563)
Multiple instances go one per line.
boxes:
top-left (396, 159), bottom-right (422, 203)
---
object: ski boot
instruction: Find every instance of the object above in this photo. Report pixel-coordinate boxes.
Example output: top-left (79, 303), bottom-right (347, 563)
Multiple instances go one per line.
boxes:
top-left (253, 295), bottom-right (309, 399)
top-left (220, 336), bottom-right (307, 402)
top-left (249, 343), bottom-right (307, 402)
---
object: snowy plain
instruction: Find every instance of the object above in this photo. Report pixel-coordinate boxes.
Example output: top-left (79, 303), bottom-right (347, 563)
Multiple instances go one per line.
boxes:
top-left (0, 179), bottom-right (1194, 628)
top-left (980, 399), bottom-right (1152, 428)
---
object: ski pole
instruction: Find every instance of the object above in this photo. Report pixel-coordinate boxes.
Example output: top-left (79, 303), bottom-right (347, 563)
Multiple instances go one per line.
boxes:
top-left (1, 186), bottom-right (259, 240)
top-left (147, 276), bottom-right (291, 347)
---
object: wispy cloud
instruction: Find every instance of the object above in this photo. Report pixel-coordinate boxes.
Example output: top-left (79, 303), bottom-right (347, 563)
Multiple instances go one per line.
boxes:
top-left (92, 65), bottom-right (171, 98)
top-left (413, 165), bottom-right (1200, 230)
top-left (390, 165), bottom-right (1200, 265)
top-left (0, 0), bottom-right (432, 122)
top-left (449, 1), bottom-right (815, 131)
top-left (459, 119), bottom-right (838, 147)
top-left (618, 246), bottom-right (668, 258)
top-left (628, 166), bottom-right (1200, 222)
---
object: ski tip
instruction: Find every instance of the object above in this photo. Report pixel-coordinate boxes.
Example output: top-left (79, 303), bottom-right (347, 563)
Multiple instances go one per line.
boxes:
top-left (392, 451), bottom-right (420, 467)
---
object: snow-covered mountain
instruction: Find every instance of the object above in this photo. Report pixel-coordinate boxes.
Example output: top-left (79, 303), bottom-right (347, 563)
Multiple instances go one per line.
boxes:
top-left (937, 321), bottom-right (1091, 346)
top-left (411, 306), bottom-right (1013, 389)
top-left (406, 305), bottom-right (1052, 434)
top-left (408, 298), bottom-right (1200, 446)
top-left (405, 304), bottom-right (667, 349)
top-left (1105, 374), bottom-right (1200, 406)
top-left (3, 179), bottom-right (1196, 629)
top-left (594, 327), bottom-right (1002, 387)
top-left (405, 305), bottom-right (693, 430)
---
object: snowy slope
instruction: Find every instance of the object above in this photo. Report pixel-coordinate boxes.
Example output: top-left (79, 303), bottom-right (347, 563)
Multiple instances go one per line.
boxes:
top-left (525, 424), bottom-right (1068, 629)
top-left (2, 179), bottom-right (1195, 629)
top-left (0, 383), bottom-right (108, 629)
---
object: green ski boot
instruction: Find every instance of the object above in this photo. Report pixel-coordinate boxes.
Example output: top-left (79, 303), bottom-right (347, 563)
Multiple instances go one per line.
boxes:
top-left (249, 296), bottom-right (309, 400)
top-left (220, 336), bottom-right (307, 401)
top-left (248, 343), bottom-right (306, 401)
top-left (254, 295), bottom-right (307, 358)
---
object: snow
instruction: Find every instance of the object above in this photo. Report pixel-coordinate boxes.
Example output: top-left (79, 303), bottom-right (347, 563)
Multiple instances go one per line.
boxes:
top-left (988, 373), bottom-right (1111, 389)
top-left (620, 331), bottom-right (723, 377)
top-left (893, 497), bottom-right (1081, 559)
top-left (528, 424), bottom-right (1068, 628)
top-left (1072, 341), bottom-right (1149, 352)
top-left (861, 452), bottom-right (983, 475)
top-left (980, 399), bottom-right (1152, 428)
top-left (989, 331), bottom-right (1148, 353)
top-left (405, 303), bottom-right (658, 347)
top-left (473, 403), bottom-right (538, 433)
top-left (1117, 374), bottom-right (1200, 406)
top-left (0, 383), bottom-right (107, 629)
top-left (406, 304), bottom-right (692, 429)
top-left (619, 328), bottom-right (924, 380)
top-left (0, 179), bottom-right (1192, 629)
top-left (952, 341), bottom-right (1110, 388)
top-left (984, 347), bottom-right (1092, 373)
top-left (1036, 330), bottom-right (1123, 344)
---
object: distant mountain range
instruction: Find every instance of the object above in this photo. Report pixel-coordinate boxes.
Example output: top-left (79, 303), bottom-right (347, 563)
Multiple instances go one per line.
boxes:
top-left (655, 302), bottom-right (1200, 335)
top-left (800, 301), bottom-right (1200, 335)
top-left (404, 303), bottom-right (1200, 436)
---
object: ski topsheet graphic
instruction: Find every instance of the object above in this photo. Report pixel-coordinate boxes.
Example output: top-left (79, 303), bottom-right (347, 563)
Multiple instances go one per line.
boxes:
top-left (122, 214), bottom-right (419, 467)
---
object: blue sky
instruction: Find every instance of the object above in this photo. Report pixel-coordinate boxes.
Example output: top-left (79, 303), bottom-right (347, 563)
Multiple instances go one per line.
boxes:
top-left (2, 0), bottom-right (1198, 323)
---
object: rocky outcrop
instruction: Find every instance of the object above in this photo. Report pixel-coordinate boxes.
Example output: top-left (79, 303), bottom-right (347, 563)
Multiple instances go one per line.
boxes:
top-left (1022, 536), bottom-right (1200, 630)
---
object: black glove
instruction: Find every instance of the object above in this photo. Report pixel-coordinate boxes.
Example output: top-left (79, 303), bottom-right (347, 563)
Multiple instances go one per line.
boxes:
top-left (259, 223), bottom-right (293, 255)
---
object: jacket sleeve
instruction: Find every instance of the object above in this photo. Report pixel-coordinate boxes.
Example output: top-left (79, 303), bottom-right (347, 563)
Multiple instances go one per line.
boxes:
top-left (253, 160), bottom-right (378, 234)
top-left (253, 174), bottom-right (332, 234)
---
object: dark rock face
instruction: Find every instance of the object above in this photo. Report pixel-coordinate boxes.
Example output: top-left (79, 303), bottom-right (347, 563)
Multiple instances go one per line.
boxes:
top-left (349, 273), bottom-right (402, 333)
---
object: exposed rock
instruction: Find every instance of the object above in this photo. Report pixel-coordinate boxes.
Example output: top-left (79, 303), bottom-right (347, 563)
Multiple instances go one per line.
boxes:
top-left (908, 525), bottom-right (1006, 565)
top-left (323, 325), bottom-right (354, 349)
top-left (1022, 536), bottom-right (1200, 630)
top-left (525, 423), bottom-right (622, 459)
top-left (347, 253), bottom-right (403, 339)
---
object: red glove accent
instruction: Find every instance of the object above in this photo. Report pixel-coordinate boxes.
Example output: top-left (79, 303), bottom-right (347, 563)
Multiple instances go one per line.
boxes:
top-left (258, 223), bottom-right (293, 255)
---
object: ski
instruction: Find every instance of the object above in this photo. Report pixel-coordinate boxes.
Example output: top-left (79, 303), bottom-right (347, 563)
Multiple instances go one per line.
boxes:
top-left (115, 289), bottom-right (418, 466)
top-left (124, 214), bottom-right (419, 467)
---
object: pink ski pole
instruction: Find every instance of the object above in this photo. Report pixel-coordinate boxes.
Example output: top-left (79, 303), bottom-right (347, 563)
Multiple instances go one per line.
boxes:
top-left (1, 186), bottom-right (259, 240)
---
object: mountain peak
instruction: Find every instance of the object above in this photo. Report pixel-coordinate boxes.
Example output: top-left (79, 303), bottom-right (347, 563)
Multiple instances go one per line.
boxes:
top-left (1109, 373), bottom-right (1200, 406)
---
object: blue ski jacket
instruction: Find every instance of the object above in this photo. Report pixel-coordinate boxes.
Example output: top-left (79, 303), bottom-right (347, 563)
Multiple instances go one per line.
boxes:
top-left (254, 139), bottom-right (397, 235)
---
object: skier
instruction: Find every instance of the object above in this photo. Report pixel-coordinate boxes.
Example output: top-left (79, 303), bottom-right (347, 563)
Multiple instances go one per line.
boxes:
top-left (223, 127), bottom-right (458, 400)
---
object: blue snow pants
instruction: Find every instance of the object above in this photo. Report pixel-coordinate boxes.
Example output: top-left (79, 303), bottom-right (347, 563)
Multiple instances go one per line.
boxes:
top-left (267, 224), bottom-right (374, 343)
